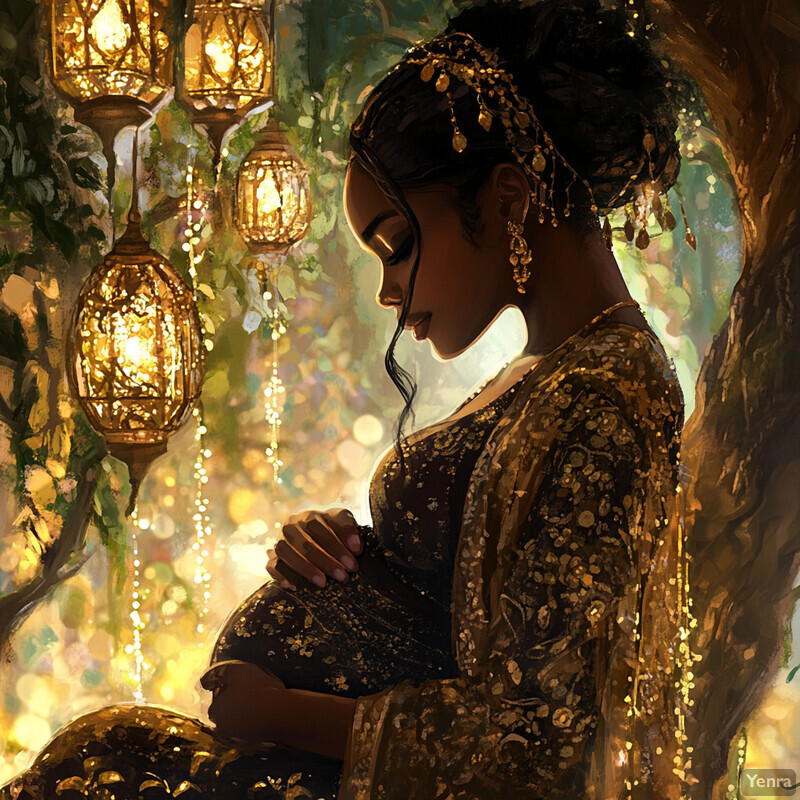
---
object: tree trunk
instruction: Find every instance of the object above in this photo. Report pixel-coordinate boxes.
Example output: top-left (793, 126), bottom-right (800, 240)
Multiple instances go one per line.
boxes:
top-left (648, 1), bottom-right (800, 796)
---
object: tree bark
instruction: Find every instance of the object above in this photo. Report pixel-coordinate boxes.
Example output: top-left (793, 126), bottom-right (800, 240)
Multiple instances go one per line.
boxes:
top-left (648, 1), bottom-right (800, 796)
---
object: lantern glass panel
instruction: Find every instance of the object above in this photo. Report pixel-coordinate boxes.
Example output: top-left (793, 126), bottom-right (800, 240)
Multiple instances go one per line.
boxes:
top-left (51, 0), bottom-right (171, 104)
top-left (235, 155), bottom-right (311, 251)
top-left (183, 2), bottom-right (271, 114)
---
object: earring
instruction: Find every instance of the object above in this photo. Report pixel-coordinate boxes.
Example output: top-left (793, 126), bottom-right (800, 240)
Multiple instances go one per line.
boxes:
top-left (507, 220), bottom-right (532, 294)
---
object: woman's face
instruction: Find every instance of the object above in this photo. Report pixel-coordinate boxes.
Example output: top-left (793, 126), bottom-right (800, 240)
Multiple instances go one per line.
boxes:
top-left (343, 159), bottom-right (519, 359)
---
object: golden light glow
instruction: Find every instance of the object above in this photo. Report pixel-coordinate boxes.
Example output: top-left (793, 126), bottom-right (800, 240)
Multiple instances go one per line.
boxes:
top-left (90, 1), bottom-right (130, 55)
top-left (256, 178), bottom-right (282, 216)
top-left (235, 123), bottom-right (312, 254)
top-left (182, 1), bottom-right (271, 114)
top-left (50, 0), bottom-right (170, 104)
top-left (68, 220), bottom-right (203, 454)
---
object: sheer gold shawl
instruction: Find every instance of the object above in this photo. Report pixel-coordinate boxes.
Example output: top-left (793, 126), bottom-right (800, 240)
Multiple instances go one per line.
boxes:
top-left (338, 323), bottom-right (692, 800)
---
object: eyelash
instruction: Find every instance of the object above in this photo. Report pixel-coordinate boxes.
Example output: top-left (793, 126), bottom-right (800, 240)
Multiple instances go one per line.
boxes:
top-left (384, 236), bottom-right (413, 267)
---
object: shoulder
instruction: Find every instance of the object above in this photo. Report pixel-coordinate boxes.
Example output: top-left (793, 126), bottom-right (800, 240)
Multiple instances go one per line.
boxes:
top-left (518, 323), bottom-right (684, 429)
top-left (487, 324), bottom-right (685, 484)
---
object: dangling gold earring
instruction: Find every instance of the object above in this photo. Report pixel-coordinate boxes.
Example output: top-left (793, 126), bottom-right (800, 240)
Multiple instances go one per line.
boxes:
top-left (507, 220), bottom-right (532, 294)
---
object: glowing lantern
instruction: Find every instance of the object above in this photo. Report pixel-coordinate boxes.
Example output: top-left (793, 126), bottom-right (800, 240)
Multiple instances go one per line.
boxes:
top-left (68, 202), bottom-right (203, 513)
top-left (49, 0), bottom-right (171, 195)
top-left (178, 0), bottom-right (273, 165)
top-left (234, 118), bottom-right (312, 254)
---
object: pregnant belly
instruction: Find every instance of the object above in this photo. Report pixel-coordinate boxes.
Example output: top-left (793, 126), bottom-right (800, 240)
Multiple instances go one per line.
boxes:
top-left (211, 539), bottom-right (457, 699)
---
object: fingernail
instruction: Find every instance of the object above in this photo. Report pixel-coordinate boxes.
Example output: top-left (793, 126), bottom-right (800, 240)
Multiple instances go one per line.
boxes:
top-left (341, 555), bottom-right (356, 571)
top-left (333, 568), bottom-right (347, 582)
top-left (347, 535), bottom-right (361, 550)
top-left (312, 574), bottom-right (325, 587)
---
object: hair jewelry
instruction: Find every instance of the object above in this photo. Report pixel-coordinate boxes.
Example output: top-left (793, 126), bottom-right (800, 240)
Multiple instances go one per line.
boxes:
top-left (376, 31), bottom-right (694, 253)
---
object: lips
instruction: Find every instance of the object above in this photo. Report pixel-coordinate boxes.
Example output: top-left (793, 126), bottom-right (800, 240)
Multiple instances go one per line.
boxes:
top-left (409, 313), bottom-right (432, 341)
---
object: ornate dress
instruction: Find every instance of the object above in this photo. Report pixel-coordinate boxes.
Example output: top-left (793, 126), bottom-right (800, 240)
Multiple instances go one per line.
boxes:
top-left (0, 319), bottom-right (689, 800)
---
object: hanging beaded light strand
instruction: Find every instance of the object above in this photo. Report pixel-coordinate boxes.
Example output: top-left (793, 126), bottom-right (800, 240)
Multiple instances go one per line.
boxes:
top-left (184, 157), bottom-right (214, 631)
top-left (191, 405), bottom-right (212, 630)
top-left (674, 465), bottom-right (700, 789)
top-left (127, 504), bottom-right (147, 701)
top-left (260, 256), bottom-right (287, 485)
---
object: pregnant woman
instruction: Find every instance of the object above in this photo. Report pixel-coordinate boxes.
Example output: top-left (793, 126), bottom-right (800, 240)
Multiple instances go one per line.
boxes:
top-left (2, 1), bottom-right (692, 798)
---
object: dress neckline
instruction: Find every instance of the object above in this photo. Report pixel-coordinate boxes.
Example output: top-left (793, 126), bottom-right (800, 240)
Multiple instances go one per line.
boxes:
top-left (450, 300), bottom-right (646, 421)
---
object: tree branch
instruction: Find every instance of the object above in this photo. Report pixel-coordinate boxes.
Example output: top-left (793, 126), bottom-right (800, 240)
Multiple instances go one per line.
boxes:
top-left (0, 470), bottom-right (97, 656)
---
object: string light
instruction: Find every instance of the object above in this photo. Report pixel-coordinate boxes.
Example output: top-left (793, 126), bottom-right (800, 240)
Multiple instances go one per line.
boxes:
top-left (191, 406), bottom-right (212, 631)
top-left (261, 259), bottom-right (287, 485)
top-left (185, 155), bottom-right (214, 632)
top-left (126, 505), bottom-right (147, 701)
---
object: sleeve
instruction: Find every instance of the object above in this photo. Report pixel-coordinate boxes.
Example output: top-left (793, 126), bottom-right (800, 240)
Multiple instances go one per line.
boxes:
top-left (337, 378), bottom-right (687, 800)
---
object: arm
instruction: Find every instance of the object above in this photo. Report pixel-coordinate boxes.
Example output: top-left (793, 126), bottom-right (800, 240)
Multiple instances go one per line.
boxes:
top-left (203, 660), bottom-right (357, 760)
top-left (271, 690), bottom-right (357, 761)
top-left (339, 374), bottom-right (685, 800)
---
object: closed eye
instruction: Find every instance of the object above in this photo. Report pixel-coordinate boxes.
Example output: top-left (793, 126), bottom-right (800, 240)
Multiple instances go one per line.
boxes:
top-left (384, 235), bottom-right (413, 267)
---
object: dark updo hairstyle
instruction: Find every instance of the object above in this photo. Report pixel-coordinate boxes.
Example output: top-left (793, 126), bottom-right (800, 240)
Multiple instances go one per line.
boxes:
top-left (348, 0), bottom-right (682, 472)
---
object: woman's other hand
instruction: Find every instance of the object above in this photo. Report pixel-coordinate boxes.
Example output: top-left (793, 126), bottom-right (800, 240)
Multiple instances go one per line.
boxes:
top-left (266, 507), bottom-right (363, 591)
top-left (202, 660), bottom-right (287, 742)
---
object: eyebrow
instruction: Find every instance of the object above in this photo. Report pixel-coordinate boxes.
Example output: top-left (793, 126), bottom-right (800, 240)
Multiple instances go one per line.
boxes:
top-left (361, 210), bottom-right (399, 243)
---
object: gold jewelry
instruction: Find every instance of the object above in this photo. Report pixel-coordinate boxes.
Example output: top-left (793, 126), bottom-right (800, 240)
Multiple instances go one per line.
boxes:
top-left (356, 30), bottom-right (694, 252)
top-left (507, 219), bottom-right (532, 294)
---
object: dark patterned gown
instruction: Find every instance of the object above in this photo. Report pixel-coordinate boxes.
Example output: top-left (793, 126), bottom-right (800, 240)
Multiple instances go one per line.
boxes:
top-left (0, 369), bottom-right (524, 800)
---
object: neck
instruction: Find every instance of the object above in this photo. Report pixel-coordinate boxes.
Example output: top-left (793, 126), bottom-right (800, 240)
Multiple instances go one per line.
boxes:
top-left (514, 219), bottom-right (641, 356)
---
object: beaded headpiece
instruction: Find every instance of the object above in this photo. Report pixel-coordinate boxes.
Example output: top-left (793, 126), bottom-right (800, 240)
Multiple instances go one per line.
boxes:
top-left (355, 31), bottom-right (696, 252)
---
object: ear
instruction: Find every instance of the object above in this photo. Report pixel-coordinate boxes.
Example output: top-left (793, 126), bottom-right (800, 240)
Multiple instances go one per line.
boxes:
top-left (489, 163), bottom-right (531, 224)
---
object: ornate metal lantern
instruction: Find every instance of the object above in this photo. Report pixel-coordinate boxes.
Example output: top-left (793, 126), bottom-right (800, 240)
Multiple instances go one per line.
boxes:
top-left (234, 118), bottom-right (312, 255)
top-left (178, 0), bottom-right (273, 165)
top-left (49, 0), bottom-right (171, 195)
top-left (68, 204), bottom-right (203, 513)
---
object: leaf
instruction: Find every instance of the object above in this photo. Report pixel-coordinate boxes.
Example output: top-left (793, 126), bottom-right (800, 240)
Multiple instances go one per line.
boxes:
top-left (202, 369), bottom-right (230, 399)
top-left (68, 156), bottom-right (103, 191)
top-left (276, 269), bottom-right (297, 301)
top-left (87, 224), bottom-right (107, 242)
top-left (787, 663), bottom-right (800, 683)
top-left (242, 309), bottom-right (263, 333)
top-left (0, 308), bottom-right (26, 360)
top-left (201, 312), bottom-right (215, 335)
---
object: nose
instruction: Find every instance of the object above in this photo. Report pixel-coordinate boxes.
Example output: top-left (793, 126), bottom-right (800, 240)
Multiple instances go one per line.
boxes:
top-left (377, 275), bottom-right (403, 310)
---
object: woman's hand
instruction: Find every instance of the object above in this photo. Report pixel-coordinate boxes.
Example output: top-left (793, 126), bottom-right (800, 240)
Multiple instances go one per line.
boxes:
top-left (201, 660), bottom-right (287, 742)
top-left (266, 507), bottom-right (363, 591)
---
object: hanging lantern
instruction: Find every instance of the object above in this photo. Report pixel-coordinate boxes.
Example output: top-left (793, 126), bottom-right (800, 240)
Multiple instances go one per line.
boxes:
top-left (234, 118), bottom-right (311, 485)
top-left (49, 0), bottom-right (172, 196)
top-left (68, 206), bottom-right (203, 514)
top-left (178, 0), bottom-right (273, 166)
top-left (234, 118), bottom-right (312, 254)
